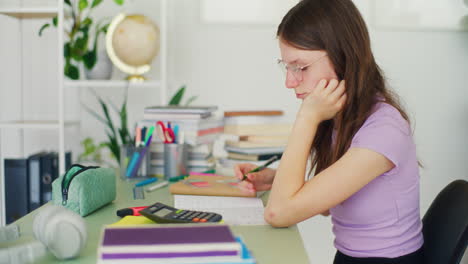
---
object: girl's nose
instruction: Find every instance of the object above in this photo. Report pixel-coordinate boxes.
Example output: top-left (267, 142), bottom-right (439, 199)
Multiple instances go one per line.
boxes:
top-left (285, 70), bottom-right (300, 89)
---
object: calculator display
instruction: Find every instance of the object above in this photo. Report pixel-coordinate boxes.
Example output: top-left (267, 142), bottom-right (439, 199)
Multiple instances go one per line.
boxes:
top-left (154, 208), bottom-right (173, 217)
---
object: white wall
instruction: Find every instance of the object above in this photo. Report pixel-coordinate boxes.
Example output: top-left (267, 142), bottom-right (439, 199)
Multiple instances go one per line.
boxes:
top-left (1, 0), bottom-right (467, 262)
top-left (165, 1), bottom-right (468, 263)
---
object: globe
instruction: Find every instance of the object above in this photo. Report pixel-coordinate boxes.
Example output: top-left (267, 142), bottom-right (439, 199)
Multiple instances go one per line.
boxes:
top-left (106, 13), bottom-right (160, 81)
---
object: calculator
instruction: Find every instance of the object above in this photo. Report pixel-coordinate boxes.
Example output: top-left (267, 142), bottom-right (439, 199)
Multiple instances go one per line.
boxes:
top-left (139, 202), bottom-right (223, 224)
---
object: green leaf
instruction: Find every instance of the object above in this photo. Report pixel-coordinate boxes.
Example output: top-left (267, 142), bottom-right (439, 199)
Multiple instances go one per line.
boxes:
top-left (119, 99), bottom-right (132, 145)
top-left (79, 0), bottom-right (88, 11)
top-left (185, 95), bottom-right (198, 106)
top-left (38, 24), bottom-right (50, 36)
top-left (168, 85), bottom-right (186, 106)
top-left (98, 97), bottom-right (117, 140)
top-left (52, 16), bottom-right (58, 27)
top-left (104, 132), bottom-right (120, 164)
top-left (81, 103), bottom-right (109, 127)
top-left (64, 0), bottom-right (72, 6)
top-left (75, 36), bottom-right (88, 50)
top-left (113, 0), bottom-right (124, 5)
top-left (82, 18), bottom-right (92, 27)
top-left (64, 62), bottom-right (79, 80)
top-left (91, 0), bottom-right (103, 8)
top-left (83, 50), bottom-right (97, 69)
top-left (64, 42), bottom-right (71, 58)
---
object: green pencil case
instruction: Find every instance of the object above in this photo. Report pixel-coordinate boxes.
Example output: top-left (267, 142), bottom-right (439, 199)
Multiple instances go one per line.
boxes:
top-left (52, 164), bottom-right (116, 216)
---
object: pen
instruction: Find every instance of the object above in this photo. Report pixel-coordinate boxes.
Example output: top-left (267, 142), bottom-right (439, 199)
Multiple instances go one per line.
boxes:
top-left (145, 180), bottom-right (169, 192)
top-left (242, 155), bottom-right (280, 181)
top-left (135, 177), bottom-right (158, 187)
top-left (129, 125), bottom-right (156, 177)
top-left (126, 152), bottom-right (140, 177)
top-left (141, 127), bottom-right (147, 146)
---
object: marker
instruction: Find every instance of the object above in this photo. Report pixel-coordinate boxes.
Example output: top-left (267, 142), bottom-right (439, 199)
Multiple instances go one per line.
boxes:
top-left (242, 155), bottom-right (280, 181)
top-left (116, 206), bottom-right (148, 217)
top-left (168, 175), bottom-right (187, 182)
top-left (145, 180), bottom-right (169, 192)
top-left (135, 177), bottom-right (158, 187)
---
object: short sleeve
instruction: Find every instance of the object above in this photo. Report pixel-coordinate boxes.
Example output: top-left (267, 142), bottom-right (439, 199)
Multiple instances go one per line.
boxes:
top-left (350, 106), bottom-right (412, 170)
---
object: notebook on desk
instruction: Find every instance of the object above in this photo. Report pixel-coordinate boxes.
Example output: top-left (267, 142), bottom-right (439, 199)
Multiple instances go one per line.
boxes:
top-left (169, 173), bottom-right (256, 198)
top-left (97, 225), bottom-right (256, 264)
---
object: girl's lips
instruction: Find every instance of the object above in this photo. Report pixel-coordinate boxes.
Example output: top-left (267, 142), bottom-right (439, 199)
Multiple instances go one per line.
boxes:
top-left (296, 93), bottom-right (306, 99)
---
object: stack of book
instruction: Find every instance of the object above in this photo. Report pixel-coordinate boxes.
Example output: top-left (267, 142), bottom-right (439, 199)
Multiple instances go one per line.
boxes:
top-left (140, 105), bottom-right (223, 175)
top-left (219, 110), bottom-right (291, 175)
top-left (97, 225), bottom-right (256, 264)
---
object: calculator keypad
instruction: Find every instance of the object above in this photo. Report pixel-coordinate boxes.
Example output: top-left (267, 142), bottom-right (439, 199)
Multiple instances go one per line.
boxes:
top-left (140, 202), bottom-right (222, 223)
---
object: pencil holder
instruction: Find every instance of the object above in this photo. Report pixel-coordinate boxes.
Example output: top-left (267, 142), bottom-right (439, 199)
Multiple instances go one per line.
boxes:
top-left (163, 143), bottom-right (188, 180)
top-left (120, 144), bottom-right (151, 180)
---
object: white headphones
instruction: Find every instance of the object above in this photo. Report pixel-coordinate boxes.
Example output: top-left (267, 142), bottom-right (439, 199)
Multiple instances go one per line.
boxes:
top-left (0, 205), bottom-right (87, 264)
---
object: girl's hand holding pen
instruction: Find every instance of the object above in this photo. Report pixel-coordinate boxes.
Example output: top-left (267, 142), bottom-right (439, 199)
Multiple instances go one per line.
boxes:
top-left (298, 79), bottom-right (347, 122)
top-left (234, 163), bottom-right (276, 193)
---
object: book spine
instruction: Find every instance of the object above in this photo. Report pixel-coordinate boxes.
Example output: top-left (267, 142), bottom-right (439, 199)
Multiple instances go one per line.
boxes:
top-left (27, 155), bottom-right (42, 212)
top-left (40, 154), bottom-right (54, 204)
top-left (4, 159), bottom-right (29, 224)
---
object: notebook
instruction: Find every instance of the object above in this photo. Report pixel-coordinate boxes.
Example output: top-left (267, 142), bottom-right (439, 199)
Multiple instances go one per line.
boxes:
top-left (98, 225), bottom-right (242, 264)
top-left (169, 173), bottom-right (256, 198)
top-left (174, 195), bottom-right (267, 226)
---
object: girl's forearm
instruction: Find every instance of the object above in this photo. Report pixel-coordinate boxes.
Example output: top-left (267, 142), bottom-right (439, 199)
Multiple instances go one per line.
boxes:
top-left (267, 116), bottom-right (320, 209)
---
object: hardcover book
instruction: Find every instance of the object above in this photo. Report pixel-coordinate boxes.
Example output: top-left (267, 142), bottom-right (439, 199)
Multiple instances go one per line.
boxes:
top-left (98, 225), bottom-right (243, 263)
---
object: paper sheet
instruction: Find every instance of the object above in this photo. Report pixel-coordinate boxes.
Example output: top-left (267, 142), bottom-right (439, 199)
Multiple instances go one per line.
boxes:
top-left (174, 195), bottom-right (268, 225)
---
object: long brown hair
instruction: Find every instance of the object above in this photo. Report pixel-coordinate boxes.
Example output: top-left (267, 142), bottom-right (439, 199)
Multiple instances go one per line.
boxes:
top-left (277, 0), bottom-right (410, 175)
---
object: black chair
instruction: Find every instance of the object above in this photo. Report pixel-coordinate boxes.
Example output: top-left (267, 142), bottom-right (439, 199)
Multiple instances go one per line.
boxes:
top-left (422, 179), bottom-right (468, 264)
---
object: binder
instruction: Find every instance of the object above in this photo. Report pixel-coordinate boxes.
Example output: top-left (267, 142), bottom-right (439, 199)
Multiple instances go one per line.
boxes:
top-left (27, 152), bottom-right (47, 211)
top-left (4, 159), bottom-right (29, 224)
top-left (42, 151), bottom-right (73, 204)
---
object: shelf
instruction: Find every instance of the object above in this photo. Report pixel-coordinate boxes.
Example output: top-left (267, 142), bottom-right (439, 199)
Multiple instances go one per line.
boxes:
top-left (64, 80), bottom-right (162, 89)
top-left (0, 120), bottom-right (80, 129)
top-left (0, 7), bottom-right (58, 17)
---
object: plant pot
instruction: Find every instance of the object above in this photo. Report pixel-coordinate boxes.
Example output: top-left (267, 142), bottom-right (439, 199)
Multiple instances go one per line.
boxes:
top-left (84, 50), bottom-right (113, 80)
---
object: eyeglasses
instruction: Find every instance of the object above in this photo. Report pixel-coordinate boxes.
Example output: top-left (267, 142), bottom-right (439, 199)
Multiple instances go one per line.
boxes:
top-left (277, 54), bottom-right (327, 82)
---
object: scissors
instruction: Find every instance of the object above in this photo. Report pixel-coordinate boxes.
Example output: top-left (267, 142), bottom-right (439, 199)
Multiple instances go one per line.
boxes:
top-left (156, 121), bottom-right (175, 143)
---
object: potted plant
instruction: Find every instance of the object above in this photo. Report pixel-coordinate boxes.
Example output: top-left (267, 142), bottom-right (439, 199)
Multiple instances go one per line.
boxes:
top-left (80, 85), bottom-right (198, 167)
top-left (39, 0), bottom-right (125, 80)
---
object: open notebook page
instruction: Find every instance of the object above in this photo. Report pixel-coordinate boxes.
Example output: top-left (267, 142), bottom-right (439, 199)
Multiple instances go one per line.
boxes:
top-left (174, 195), bottom-right (267, 225)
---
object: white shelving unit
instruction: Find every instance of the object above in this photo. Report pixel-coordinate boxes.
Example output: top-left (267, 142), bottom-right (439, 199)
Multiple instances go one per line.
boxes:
top-left (64, 80), bottom-right (162, 89)
top-left (0, 0), bottom-right (168, 226)
top-left (0, 120), bottom-right (79, 129)
top-left (0, 0), bottom-right (64, 226)
top-left (0, 8), bottom-right (59, 16)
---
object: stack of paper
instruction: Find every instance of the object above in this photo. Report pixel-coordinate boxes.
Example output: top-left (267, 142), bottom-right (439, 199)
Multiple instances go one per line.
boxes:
top-left (174, 195), bottom-right (267, 226)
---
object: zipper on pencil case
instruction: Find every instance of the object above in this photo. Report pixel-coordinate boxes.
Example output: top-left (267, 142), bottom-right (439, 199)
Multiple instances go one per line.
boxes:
top-left (61, 164), bottom-right (99, 205)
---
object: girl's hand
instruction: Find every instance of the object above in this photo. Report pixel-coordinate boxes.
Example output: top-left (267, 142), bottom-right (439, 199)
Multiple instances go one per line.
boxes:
top-left (298, 79), bottom-right (347, 122)
top-left (234, 163), bottom-right (276, 193)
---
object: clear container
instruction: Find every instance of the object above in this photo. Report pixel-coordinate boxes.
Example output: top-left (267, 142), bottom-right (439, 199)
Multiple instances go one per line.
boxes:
top-left (163, 143), bottom-right (188, 180)
top-left (120, 144), bottom-right (151, 180)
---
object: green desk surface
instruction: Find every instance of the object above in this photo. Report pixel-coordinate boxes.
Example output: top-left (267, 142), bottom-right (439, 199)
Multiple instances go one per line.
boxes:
top-left (2, 178), bottom-right (310, 264)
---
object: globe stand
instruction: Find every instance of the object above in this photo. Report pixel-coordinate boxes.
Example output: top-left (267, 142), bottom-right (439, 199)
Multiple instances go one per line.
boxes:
top-left (126, 75), bottom-right (147, 82)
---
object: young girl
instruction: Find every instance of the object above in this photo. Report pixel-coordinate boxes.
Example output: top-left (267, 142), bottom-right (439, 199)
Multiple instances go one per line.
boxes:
top-left (234, 0), bottom-right (424, 263)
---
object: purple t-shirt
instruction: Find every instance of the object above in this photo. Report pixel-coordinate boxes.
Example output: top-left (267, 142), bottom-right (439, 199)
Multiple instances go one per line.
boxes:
top-left (329, 102), bottom-right (423, 258)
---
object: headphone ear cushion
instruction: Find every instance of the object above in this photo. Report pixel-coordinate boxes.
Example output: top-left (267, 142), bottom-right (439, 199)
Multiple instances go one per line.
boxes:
top-left (33, 205), bottom-right (63, 244)
top-left (33, 205), bottom-right (87, 260)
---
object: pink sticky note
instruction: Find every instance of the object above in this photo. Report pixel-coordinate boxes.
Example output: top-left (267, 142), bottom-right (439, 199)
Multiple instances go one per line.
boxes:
top-left (190, 181), bottom-right (210, 187)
